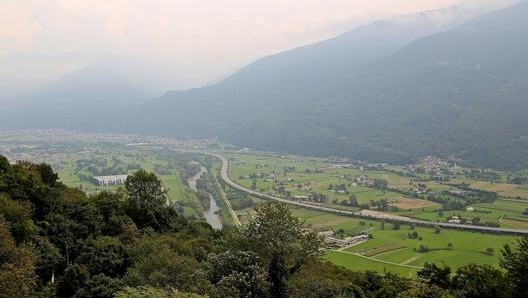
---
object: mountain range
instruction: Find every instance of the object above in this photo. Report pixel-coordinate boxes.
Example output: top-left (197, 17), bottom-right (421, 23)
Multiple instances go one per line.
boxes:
top-left (2, 1), bottom-right (528, 169)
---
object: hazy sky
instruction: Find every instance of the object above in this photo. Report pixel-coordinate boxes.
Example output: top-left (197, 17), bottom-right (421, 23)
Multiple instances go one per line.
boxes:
top-left (0, 0), bottom-right (520, 95)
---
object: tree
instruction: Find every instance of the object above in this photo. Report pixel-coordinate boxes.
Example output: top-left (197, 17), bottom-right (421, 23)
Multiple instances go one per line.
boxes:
top-left (396, 284), bottom-right (453, 298)
top-left (501, 236), bottom-right (528, 298)
top-left (392, 222), bottom-right (401, 230)
top-left (124, 235), bottom-right (213, 295)
top-left (451, 264), bottom-right (509, 298)
top-left (124, 170), bottom-right (182, 231)
top-left (287, 259), bottom-right (367, 298)
top-left (115, 286), bottom-right (206, 298)
top-left (56, 263), bottom-right (90, 298)
top-left (238, 203), bottom-right (321, 298)
top-left (0, 219), bottom-right (37, 298)
top-left (349, 194), bottom-right (359, 206)
top-left (207, 250), bottom-right (267, 298)
top-left (125, 169), bottom-right (167, 211)
top-left (417, 263), bottom-right (451, 289)
top-left (72, 274), bottom-right (123, 298)
top-left (77, 236), bottom-right (130, 277)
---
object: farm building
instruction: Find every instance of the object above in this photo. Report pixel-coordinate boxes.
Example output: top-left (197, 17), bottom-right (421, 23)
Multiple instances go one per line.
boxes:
top-left (94, 175), bottom-right (129, 186)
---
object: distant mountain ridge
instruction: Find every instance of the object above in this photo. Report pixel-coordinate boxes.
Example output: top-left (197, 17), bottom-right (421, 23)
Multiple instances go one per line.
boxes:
top-left (131, 7), bottom-right (475, 136)
top-left (131, 1), bottom-right (528, 169)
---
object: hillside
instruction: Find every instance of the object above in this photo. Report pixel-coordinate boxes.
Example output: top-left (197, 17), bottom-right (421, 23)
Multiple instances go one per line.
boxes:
top-left (134, 1), bottom-right (528, 169)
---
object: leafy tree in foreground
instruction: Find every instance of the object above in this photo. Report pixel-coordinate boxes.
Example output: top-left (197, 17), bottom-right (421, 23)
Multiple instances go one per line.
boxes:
top-left (417, 262), bottom-right (451, 289)
top-left (124, 234), bottom-right (213, 296)
top-left (501, 236), bottom-right (528, 298)
top-left (125, 169), bottom-right (167, 211)
top-left (0, 219), bottom-right (37, 298)
top-left (124, 169), bottom-right (184, 231)
top-left (451, 264), bottom-right (509, 298)
top-left (115, 286), bottom-right (207, 298)
top-left (207, 250), bottom-right (268, 298)
top-left (238, 203), bottom-right (321, 298)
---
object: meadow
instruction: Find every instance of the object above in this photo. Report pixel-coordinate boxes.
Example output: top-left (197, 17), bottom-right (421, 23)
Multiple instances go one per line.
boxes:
top-left (226, 152), bottom-right (528, 229)
top-left (226, 152), bottom-right (528, 276)
top-left (291, 209), bottom-right (519, 277)
top-left (56, 147), bottom-right (205, 218)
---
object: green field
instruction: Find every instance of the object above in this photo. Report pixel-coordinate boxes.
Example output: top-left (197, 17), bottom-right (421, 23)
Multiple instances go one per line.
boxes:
top-left (291, 209), bottom-right (519, 277)
top-left (326, 250), bottom-right (421, 277)
top-left (226, 152), bottom-right (408, 206)
top-left (55, 148), bottom-right (207, 218)
top-left (226, 152), bottom-right (528, 230)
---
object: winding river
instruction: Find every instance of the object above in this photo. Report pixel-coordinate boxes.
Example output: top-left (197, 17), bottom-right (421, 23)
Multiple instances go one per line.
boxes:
top-left (187, 165), bottom-right (223, 230)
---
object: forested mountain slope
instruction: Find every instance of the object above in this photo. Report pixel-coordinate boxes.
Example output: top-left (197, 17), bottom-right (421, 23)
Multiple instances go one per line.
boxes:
top-left (134, 1), bottom-right (528, 169)
top-left (131, 9), bottom-right (469, 138)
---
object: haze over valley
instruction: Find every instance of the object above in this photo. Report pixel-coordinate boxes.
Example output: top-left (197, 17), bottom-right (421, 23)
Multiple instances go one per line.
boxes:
top-left (1, 0), bottom-right (527, 168)
top-left (2, 1), bottom-right (528, 298)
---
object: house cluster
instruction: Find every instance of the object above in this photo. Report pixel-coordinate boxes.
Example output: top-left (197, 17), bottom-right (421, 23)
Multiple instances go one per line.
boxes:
top-left (449, 190), bottom-right (469, 196)
top-left (264, 173), bottom-right (277, 183)
top-left (411, 182), bottom-right (429, 194)
top-left (94, 175), bottom-right (129, 186)
top-left (353, 176), bottom-right (375, 187)
top-left (319, 231), bottom-right (370, 248)
top-left (448, 216), bottom-right (461, 224)
top-left (447, 213), bottom-right (474, 225)
top-left (405, 156), bottom-right (452, 176)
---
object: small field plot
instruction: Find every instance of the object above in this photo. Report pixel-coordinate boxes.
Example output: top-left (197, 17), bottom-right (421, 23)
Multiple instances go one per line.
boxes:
top-left (326, 251), bottom-right (420, 278)
top-left (470, 181), bottom-right (528, 199)
top-left (390, 197), bottom-right (440, 210)
top-left (341, 226), bottom-right (519, 274)
top-left (291, 209), bottom-right (355, 229)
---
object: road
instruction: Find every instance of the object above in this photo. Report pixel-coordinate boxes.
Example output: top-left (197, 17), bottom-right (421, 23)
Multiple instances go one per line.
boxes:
top-left (209, 152), bottom-right (528, 235)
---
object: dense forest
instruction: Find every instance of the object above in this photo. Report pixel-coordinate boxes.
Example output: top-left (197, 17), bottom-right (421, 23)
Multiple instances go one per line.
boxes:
top-left (2, 154), bottom-right (528, 298)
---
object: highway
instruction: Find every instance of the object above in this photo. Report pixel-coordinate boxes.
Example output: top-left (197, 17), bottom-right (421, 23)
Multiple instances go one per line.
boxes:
top-left (208, 152), bottom-right (528, 236)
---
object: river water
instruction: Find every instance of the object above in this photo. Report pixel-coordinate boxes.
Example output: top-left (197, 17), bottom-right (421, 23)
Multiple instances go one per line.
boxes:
top-left (187, 165), bottom-right (223, 230)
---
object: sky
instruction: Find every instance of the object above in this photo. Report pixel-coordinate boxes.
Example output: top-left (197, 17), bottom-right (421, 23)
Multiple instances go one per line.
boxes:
top-left (0, 0), bottom-right (520, 97)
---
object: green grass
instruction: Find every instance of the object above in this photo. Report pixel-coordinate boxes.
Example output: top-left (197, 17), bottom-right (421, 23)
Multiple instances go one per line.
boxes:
top-left (344, 225), bottom-right (517, 272)
top-left (326, 251), bottom-right (421, 278)
top-left (290, 207), bottom-right (520, 276)
top-left (55, 148), bottom-right (207, 218)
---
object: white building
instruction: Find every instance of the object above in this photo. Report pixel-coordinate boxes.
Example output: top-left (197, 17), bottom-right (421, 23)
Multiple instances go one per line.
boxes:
top-left (94, 175), bottom-right (129, 186)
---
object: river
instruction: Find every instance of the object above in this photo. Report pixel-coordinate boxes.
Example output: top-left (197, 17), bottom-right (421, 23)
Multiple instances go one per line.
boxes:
top-left (187, 165), bottom-right (223, 230)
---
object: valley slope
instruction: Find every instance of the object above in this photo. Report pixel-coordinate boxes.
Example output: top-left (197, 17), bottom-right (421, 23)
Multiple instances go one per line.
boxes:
top-left (134, 1), bottom-right (528, 169)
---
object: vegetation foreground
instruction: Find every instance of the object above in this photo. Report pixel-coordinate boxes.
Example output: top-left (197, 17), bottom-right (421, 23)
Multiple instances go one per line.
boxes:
top-left (3, 154), bottom-right (528, 298)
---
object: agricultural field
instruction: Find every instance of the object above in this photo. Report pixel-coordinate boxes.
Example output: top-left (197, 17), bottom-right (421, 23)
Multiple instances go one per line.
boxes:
top-left (225, 152), bottom-right (406, 206)
top-left (55, 149), bottom-right (208, 218)
top-left (469, 181), bottom-right (528, 199)
top-left (291, 209), bottom-right (520, 277)
top-left (225, 151), bottom-right (528, 229)
top-left (223, 151), bottom-right (528, 277)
